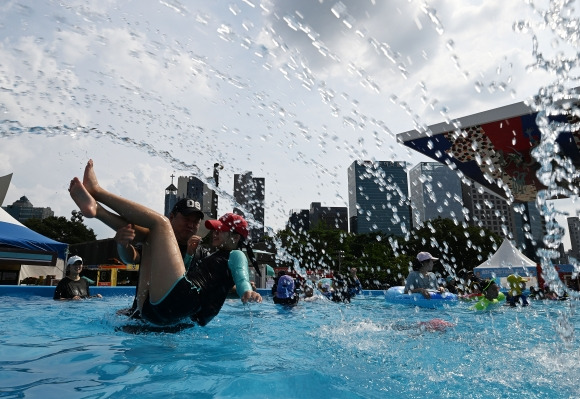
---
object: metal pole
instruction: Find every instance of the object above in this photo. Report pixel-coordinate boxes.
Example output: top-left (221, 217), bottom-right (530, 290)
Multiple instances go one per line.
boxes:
top-left (212, 163), bottom-right (223, 219)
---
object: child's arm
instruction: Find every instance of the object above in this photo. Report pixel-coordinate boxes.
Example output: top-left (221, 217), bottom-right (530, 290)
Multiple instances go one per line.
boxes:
top-left (228, 250), bottom-right (262, 303)
top-left (228, 250), bottom-right (252, 297)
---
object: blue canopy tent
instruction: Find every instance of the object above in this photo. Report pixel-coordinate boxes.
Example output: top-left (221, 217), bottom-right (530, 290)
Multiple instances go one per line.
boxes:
top-left (0, 174), bottom-right (67, 284)
top-left (0, 207), bottom-right (68, 261)
top-left (0, 207), bottom-right (68, 284)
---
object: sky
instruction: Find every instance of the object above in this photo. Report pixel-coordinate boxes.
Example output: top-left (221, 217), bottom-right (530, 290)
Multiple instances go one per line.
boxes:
top-left (1, 0), bottom-right (579, 248)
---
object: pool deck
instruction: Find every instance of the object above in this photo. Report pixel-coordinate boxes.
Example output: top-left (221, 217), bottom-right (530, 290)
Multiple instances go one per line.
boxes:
top-left (0, 285), bottom-right (385, 297)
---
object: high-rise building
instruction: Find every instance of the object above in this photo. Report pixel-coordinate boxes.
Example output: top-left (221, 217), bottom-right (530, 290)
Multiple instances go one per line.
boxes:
top-left (462, 182), bottom-right (516, 238)
top-left (3, 196), bottom-right (54, 222)
top-left (287, 209), bottom-right (310, 233)
top-left (234, 172), bottom-right (265, 242)
top-left (347, 160), bottom-right (411, 236)
top-left (309, 202), bottom-right (348, 231)
top-left (174, 175), bottom-right (215, 217)
top-left (457, 181), bottom-right (545, 259)
top-left (286, 203), bottom-right (347, 233)
top-left (567, 217), bottom-right (580, 260)
top-left (409, 162), bottom-right (464, 227)
top-left (513, 201), bottom-right (545, 259)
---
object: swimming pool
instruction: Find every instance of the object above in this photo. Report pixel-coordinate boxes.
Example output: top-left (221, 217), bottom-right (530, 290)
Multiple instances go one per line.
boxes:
top-left (0, 288), bottom-right (578, 399)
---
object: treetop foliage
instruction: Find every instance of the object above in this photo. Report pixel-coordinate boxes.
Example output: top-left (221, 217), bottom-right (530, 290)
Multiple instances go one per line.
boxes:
top-left (23, 214), bottom-right (97, 244)
top-left (274, 217), bottom-right (502, 289)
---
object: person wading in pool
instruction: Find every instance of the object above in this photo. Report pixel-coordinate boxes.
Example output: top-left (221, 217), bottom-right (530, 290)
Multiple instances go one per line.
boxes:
top-left (68, 159), bottom-right (262, 326)
top-left (506, 274), bottom-right (529, 307)
top-left (471, 279), bottom-right (505, 311)
top-left (404, 252), bottom-right (445, 299)
top-left (53, 255), bottom-right (102, 300)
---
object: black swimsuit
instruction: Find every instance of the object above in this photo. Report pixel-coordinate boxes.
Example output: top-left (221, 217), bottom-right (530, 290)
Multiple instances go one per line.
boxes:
top-left (140, 250), bottom-right (234, 326)
top-left (53, 277), bottom-right (91, 299)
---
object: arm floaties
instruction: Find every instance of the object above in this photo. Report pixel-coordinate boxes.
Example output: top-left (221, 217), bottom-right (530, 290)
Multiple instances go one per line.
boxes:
top-left (228, 250), bottom-right (252, 297)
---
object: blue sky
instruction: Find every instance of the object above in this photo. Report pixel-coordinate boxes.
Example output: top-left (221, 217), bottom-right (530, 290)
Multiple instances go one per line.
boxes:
top-left (0, 0), bottom-right (577, 248)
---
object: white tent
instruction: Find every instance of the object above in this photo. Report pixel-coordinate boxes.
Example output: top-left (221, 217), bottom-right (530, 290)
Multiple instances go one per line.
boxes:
top-left (473, 239), bottom-right (537, 278)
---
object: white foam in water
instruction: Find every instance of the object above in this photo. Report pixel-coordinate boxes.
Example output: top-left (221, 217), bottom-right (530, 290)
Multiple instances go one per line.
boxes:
top-left (1, 1), bottom-right (580, 397)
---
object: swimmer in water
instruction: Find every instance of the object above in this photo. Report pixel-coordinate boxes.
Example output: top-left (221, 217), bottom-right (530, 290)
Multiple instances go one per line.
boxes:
top-left (404, 252), bottom-right (445, 299)
top-left (392, 318), bottom-right (455, 333)
top-left (470, 279), bottom-right (505, 311)
top-left (417, 318), bottom-right (455, 332)
top-left (69, 159), bottom-right (261, 326)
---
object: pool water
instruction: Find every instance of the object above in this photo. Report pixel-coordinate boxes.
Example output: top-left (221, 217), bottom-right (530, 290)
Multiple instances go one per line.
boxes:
top-left (0, 292), bottom-right (579, 399)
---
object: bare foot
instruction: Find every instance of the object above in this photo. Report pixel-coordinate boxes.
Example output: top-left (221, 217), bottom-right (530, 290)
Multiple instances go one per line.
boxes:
top-left (69, 177), bottom-right (97, 218)
top-left (82, 159), bottom-right (102, 198)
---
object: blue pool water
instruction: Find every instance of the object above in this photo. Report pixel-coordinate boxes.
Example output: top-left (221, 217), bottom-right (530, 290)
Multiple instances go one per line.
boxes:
top-left (0, 289), bottom-right (579, 399)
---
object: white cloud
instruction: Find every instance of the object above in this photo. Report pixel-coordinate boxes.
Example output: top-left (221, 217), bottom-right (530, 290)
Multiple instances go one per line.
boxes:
top-left (1, 0), bottom-right (578, 250)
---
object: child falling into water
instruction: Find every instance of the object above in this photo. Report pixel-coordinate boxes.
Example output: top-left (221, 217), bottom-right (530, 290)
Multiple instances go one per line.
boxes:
top-left (69, 159), bottom-right (261, 326)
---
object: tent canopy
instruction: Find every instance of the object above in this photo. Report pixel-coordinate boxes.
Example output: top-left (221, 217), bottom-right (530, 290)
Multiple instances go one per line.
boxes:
top-left (473, 239), bottom-right (537, 278)
top-left (0, 207), bottom-right (67, 260)
top-left (397, 100), bottom-right (580, 202)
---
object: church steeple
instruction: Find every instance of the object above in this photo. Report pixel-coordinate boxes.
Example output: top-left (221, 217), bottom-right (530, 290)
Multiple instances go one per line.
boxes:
top-left (164, 173), bottom-right (178, 216)
top-left (165, 174), bottom-right (177, 192)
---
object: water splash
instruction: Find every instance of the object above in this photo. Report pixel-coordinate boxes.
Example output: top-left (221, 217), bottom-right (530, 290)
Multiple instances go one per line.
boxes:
top-left (521, 0), bottom-right (580, 299)
top-left (2, 1), bottom-right (580, 307)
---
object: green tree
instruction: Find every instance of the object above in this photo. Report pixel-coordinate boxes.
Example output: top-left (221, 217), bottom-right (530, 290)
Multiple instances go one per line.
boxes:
top-left (275, 217), bottom-right (502, 290)
top-left (342, 232), bottom-right (412, 288)
top-left (275, 225), bottom-right (410, 289)
top-left (24, 214), bottom-right (96, 244)
top-left (275, 223), bottom-right (345, 272)
top-left (394, 217), bottom-right (502, 276)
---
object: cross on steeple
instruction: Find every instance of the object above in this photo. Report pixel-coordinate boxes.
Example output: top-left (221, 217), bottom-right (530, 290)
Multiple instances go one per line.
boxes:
top-left (170, 173), bottom-right (175, 185)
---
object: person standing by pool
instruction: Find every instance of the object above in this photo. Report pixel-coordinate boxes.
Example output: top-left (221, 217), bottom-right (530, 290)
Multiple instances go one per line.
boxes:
top-left (404, 252), bottom-right (445, 299)
top-left (53, 256), bottom-right (103, 300)
top-left (68, 159), bottom-right (261, 326)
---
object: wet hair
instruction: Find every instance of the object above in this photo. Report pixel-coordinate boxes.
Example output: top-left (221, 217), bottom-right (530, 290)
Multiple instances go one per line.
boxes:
top-left (481, 279), bottom-right (497, 292)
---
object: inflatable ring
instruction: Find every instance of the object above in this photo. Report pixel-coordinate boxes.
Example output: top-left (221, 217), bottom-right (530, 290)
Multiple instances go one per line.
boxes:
top-left (470, 292), bottom-right (506, 311)
top-left (384, 286), bottom-right (458, 309)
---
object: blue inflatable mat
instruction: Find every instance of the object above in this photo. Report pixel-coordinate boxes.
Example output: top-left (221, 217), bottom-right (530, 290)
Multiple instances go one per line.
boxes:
top-left (384, 286), bottom-right (458, 309)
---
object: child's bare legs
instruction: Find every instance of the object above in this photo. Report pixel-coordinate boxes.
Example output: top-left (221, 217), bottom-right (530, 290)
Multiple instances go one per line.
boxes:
top-left (70, 160), bottom-right (186, 304)
top-left (68, 177), bottom-right (97, 218)
top-left (95, 204), bottom-right (150, 242)
top-left (70, 162), bottom-right (148, 238)
top-left (68, 176), bottom-right (147, 238)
